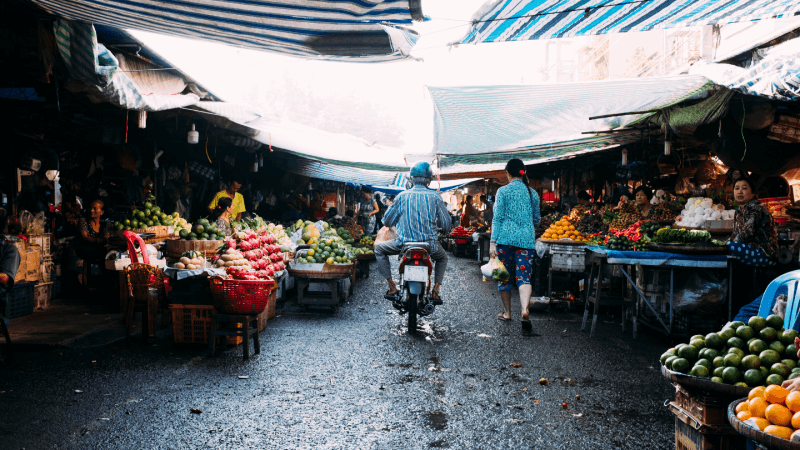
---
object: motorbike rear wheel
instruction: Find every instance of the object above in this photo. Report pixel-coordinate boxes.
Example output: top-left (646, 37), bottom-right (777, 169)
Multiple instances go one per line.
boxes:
top-left (407, 292), bottom-right (418, 333)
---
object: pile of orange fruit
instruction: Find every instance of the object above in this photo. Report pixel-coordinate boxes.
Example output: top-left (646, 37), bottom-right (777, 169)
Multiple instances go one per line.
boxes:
top-left (735, 385), bottom-right (800, 440)
top-left (540, 216), bottom-right (587, 242)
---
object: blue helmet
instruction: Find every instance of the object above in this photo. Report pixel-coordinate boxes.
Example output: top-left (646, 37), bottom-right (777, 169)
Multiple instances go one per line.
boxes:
top-left (410, 161), bottom-right (433, 179)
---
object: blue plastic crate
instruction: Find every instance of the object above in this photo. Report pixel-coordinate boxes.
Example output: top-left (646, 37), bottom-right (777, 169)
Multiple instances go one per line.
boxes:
top-left (4, 282), bottom-right (35, 318)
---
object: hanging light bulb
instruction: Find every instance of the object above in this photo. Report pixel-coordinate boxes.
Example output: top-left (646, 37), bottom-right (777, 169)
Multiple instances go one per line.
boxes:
top-left (259, 153), bottom-right (264, 167)
top-left (138, 111), bottom-right (147, 128)
top-left (664, 140), bottom-right (672, 155)
top-left (187, 124), bottom-right (199, 144)
top-left (622, 148), bottom-right (628, 165)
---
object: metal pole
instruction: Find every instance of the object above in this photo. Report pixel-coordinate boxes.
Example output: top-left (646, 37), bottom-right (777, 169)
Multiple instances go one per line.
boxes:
top-left (669, 268), bottom-right (674, 333)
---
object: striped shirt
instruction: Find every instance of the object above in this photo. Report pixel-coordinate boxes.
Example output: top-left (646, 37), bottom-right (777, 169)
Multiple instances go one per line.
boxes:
top-left (383, 185), bottom-right (452, 252)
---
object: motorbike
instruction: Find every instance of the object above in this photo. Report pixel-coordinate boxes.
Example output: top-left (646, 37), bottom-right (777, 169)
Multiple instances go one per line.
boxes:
top-left (389, 242), bottom-right (436, 332)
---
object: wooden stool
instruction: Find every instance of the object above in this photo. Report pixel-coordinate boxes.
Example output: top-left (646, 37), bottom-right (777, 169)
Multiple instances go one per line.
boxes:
top-left (208, 314), bottom-right (260, 361)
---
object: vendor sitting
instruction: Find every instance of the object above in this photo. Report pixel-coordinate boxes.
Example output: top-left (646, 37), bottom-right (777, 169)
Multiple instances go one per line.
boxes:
top-left (210, 197), bottom-right (234, 238)
top-left (633, 186), bottom-right (653, 219)
top-left (727, 178), bottom-right (778, 267)
top-left (76, 199), bottom-right (110, 289)
top-left (208, 177), bottom-right (246, 221)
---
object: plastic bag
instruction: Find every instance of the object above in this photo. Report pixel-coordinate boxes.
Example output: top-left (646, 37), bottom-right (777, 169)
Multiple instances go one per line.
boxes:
top-left (374, 226), bottom-right (398, 246)
top-left (19, 211), bottom-right (33, 234)
top-left (30, 212), bottom-right (46, 234)
top-left (481, 261), bottom-right (493, 278)
top-left (674, 270), bottom-right (728, 313)
top-left (490, 257), bottom-right (509, 282)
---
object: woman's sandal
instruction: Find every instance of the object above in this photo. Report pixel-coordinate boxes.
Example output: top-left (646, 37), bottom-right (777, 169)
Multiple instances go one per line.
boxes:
top-left (430, 290), bottom-right (443, 305)
top-left (521, 310), bottom-right (532, 330)
top-left (384, 290), bottom-right (400, 301)
top-left (497, 313), bottom-right (511, 321)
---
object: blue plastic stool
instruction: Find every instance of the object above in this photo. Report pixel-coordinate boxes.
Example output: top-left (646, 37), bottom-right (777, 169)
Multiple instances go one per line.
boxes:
top-left (756, 269), bottom-right (800, 330)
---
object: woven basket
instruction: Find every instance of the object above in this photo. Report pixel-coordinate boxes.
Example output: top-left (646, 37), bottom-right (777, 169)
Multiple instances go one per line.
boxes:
top-left (657, 163), bottom-right (676, 175)
top-left (679, 167), bottom-right (697, 178)
top-left (209, 277), bottom-right (275, 315)
top-left (695, 160), bottom-right (717, 185)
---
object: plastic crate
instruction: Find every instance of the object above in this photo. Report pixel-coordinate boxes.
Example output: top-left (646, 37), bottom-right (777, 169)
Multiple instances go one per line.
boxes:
top-left (169, 277), bottom-right (213, 305)
top-left (170, 304), bottom-right (215, 344)
top-left (550, 245), bottom-right (585, 272)
top-left (4, 282), bottom-right (35, 318)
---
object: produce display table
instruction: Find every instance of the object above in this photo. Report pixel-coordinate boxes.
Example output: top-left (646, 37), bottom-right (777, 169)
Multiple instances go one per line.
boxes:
top-left (583, 246), bottom-right (734, 337)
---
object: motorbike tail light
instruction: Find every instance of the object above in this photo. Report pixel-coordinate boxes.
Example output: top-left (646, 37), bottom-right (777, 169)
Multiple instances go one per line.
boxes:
top-left (414, 260), bottom-right (420, 265)
top-left (410, 250), bottom-right (425, 259)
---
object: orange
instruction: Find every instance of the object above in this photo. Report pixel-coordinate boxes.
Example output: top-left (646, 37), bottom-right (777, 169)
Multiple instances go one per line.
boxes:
top-left (749, 386), bottom-right (766, 401)
top-left (750, 398), bottom-right (769, 418)
top-left (765, 404), bottom-right (793, 427)
top-left (793, 411), bottom-right (800, 429)
top-left (746, 417), bottom-right (770, 431)
top-left (736, 402), bottom-right (750, 414)
top-left (737, 411), bottom-right (752, 421)
top-left (766, 385), bottom-right (790, 405)
top-left (764, 425), bottom-right (793, 439)
top-left (786, 391), bottom-right (800, 413)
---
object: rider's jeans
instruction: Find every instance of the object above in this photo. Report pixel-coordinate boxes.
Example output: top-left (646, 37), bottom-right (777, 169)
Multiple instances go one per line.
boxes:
top-left (375, 240), bottom-right (448, 285)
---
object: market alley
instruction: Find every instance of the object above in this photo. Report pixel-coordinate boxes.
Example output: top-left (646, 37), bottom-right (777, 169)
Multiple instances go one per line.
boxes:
top-left (1, 255), bottom-right (675, 450)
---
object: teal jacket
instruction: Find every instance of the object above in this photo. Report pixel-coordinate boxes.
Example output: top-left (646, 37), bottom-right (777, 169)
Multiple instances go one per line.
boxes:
top-left (490, 179), bottom-right (540, 249)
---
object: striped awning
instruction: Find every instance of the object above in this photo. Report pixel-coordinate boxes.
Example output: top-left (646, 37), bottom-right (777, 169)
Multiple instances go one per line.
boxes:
top-left (31, 0), bottom-right (423, 62)
top-left (266, 152), bottom-right (400, 186)
top-left (429, 75), bottom-right (714, 157)
top-left (689, 37), bottom-right (800, 101)
top-left (461, 0), bottom-right (800, 44)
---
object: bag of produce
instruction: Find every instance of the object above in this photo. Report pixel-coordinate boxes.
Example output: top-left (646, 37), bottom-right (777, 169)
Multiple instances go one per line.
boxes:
top-left (490, 257), bottom-right (510, 282)
top-left (674, 270), bottom-right (728, 313)
top-left (374, 226), bottom-right (399, 247)
top-left (480, 261), bottom-right (493, 278)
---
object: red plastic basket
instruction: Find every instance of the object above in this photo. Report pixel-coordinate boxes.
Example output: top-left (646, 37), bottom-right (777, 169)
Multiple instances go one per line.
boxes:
top-left (209, 277), bottom-right (276, 315)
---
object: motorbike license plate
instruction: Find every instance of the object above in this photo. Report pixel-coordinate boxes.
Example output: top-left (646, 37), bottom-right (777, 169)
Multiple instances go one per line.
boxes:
top-left (404, 265), bottom-right (428, 282)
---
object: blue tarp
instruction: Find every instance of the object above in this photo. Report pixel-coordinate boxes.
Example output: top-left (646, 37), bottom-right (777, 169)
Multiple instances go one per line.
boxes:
top-left (585, 246), bottom-right (728, 267)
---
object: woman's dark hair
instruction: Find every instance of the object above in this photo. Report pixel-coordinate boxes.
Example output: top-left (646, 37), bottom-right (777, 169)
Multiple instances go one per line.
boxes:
top-left (577, 191), bottom-right (592, 202)
top-left (374, 193), bottom-right (381, 201)
top-left (633, 186), bottom-right (653, 201)
top-left (465, 195), bottom-right (473, 203)
top-left (345, 209), bottom-right (355, 218)
top-left (505, 158), bottom-right (535, 222)
top-left (735, 177), bottom-right (756, 193)
top-left (326, 207), bottom-right (338, 218)
top-left (85, 199), bottom-right (105, 219)
top-left (210, 196), bottom-right (233, 221)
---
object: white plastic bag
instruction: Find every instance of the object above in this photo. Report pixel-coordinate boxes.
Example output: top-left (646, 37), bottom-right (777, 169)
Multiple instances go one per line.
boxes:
top-left (481, 261), bottom-right (493, 278)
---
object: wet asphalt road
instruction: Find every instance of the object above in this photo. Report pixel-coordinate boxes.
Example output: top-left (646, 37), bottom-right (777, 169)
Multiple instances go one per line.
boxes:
top-left (1, 255), bottom-right (677, 449)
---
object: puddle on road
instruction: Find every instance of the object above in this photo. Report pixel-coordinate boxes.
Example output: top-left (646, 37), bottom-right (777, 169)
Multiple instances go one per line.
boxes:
top-left (428, 439), bottom-right (450, 448)
top-left (425, 411), bottom-right (448, 430)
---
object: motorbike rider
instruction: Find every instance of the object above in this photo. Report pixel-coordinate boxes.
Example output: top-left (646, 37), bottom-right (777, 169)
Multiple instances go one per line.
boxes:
top-left (376, 162), bottom-right (452, 305)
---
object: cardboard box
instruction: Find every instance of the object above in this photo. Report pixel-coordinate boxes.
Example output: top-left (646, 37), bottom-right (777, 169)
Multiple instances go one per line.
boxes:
top-left (25, 249), bottom-right (41, 282)
top-left (35, 282), bottom-right (53, 310)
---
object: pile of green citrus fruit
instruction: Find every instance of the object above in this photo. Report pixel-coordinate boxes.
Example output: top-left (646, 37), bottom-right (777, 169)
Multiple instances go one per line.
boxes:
top-left (177, 218), bottom-right (224, 241)
top-left (115, 202), bottom-right (179, 231)
top-left (296, 238), bottom-right (355, 265)
top-left (661, 315), bottom-right (800, 388)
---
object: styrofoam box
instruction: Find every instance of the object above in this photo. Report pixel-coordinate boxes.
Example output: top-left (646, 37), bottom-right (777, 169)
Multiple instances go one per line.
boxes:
top-left (105, 258), bottom-right (167, 271)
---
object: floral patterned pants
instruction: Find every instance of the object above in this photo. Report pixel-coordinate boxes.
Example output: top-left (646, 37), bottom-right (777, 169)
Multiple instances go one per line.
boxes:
top-left (496, 245), bottom-right (533, 292)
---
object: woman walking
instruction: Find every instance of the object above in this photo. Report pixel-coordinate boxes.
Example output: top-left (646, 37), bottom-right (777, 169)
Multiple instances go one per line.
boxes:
top-left (489, 159), bottom-right (541, 330)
